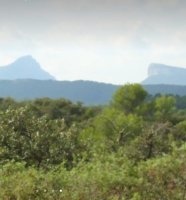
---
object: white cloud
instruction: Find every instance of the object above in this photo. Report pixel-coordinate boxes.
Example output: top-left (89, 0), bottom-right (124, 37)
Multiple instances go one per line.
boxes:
top-left (1, 0), bottom-right (186, 83)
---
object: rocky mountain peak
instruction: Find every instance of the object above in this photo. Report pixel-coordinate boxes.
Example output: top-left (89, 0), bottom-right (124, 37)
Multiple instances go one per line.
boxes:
top-left (0, 55), bottom-right (55, 80)
top-left (142, 63), bottom-right (186, 85)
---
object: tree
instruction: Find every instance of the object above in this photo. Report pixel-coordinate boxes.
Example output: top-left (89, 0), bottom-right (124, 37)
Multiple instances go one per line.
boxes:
top-left (112, 84), bottom-right (148, 114)
top-left (172, 120), bottom-right (186, 144)
top-left (155, 96), bottom-right (176, 121)
top-left (93, 108), bottom-right (143, 151)
top-left (0, 107), bottom-right (82, 168)
top-left (125, 122), bottom-right (173, 162)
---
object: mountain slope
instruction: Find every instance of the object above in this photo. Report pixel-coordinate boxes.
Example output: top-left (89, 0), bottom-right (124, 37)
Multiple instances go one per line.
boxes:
top-left (0, 80), bottom-right (185, 104)
top-left (0, 80), bottom-right (118, 104)
top-left (142, 63), bottom-right (186, 85)
top-left (0, 56), bottom-right (55, 80)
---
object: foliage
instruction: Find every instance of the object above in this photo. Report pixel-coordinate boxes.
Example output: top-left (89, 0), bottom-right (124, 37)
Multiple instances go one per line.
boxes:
top-left (0, 146), bottom-right (185, 200)
top-left (93, 108), bottom-right (143, 150)
top-left (124, 122), bottom-right (173, 162)
top-left (0, 84), bottom-right (186, 199)
top-left (0, 107), bottom-right (83, 168)
top-left (112, 83), bottom-right (147, 114)
top-left (155, 96), bottom-right (176, 121)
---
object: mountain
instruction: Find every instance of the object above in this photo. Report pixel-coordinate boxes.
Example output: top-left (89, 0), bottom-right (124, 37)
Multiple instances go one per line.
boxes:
top-left (1, 57), bottom-right (186, 104)
top-left (0, 56), bottom-right (55, 80)
top-left (0, 80), bottom-right (118, 105)
top-left (0, 79), bottom-right (186, 105)
top-left (142, 63), bottom-right (186, 85)
top-left (143, 84), bottom-right (186, 96)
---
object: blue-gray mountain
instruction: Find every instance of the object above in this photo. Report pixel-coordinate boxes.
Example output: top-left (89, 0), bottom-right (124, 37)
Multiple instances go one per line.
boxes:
top-left (0, 55), bottom-right (55, 80)
top-left (0, 57), bottom-right (186, 104)
top-left (142, 63), bottom-right (186, 85)
top-left (0, 80), bottom-right (185, 105)
top-left (0, 80), bottom-right (118, 105)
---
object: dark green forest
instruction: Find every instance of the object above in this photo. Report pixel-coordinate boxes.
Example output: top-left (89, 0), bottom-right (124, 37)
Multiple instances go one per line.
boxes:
top-left (0, 84), bottom-right (186, 199)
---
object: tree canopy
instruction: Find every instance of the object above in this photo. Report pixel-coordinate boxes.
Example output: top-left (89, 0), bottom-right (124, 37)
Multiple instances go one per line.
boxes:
top-left (112, 83), bottom-right (148, 113)
top-left (0, 84), bottom-right (185, 199)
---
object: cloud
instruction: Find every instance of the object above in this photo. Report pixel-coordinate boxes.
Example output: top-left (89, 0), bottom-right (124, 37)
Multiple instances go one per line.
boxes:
top-left (0, 0), bottom-right (186, 83)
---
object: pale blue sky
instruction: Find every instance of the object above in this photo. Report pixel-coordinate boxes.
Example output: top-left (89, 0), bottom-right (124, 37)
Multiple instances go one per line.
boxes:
top-left (0, 0), bottom-right (186, 84)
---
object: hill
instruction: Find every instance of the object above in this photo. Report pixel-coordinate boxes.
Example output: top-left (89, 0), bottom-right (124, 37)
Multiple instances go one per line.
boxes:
top-left (0, 80), bottom-right (118, 104)
top-left (1, 57), bottom-right (186, 104)
top-left (0, 56), bottom-right (55, 80)
top-left (0, 79), bottom-right (186, 104)
top-left (142, 63), bottom-right (186, 85)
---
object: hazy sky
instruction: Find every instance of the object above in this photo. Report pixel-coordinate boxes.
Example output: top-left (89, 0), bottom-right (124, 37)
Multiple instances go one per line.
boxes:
top-left (0, 0), bottom-right (186, 84)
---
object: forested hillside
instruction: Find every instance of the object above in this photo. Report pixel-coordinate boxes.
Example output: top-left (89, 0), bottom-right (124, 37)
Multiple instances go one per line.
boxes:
top-left (0, 80), bottom-right (118, 104)
top-left (1, 79), bottom-right (186, 105)
top-left (0, 84), bottom-right (186, 199)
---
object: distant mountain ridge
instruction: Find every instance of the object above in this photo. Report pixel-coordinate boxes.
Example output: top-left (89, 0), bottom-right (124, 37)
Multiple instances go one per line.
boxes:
top-left (0, 57), bottom-right (186, 104)
top-left (0, 56), bottom-right (55, 80)
top-left (142, 63), bottom-right (186, 85)
top-left (0, 79), bottom-right (185, 104)
top-left (0, 80), bottom-right (118, 104)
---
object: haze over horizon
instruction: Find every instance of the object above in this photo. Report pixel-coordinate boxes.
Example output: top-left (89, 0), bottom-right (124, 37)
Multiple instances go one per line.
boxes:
top-left (1, 0), bottom-right (186, 84)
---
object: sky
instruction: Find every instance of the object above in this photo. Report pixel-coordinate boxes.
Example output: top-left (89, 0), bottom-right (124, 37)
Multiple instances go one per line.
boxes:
top-left (0, 0), bottom-right (186, 84)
